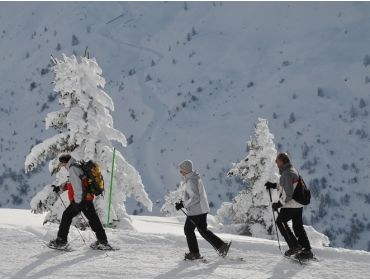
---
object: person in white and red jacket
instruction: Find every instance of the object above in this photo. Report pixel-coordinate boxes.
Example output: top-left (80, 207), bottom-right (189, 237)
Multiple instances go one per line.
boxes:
top-left (49, 154), bottom-right (109, 249)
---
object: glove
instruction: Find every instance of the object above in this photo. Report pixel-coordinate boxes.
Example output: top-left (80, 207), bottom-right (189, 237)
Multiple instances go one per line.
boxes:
top-left (51, 185), bottom-right (60, 193)
top-left (175, 200), bottom-right (184, 211)
top-left (265, 182), bottom-right (277, 190)
top-left (272, 201), bottom-right (283, 212)
top-left (71, 201), bottom-right (82, 212)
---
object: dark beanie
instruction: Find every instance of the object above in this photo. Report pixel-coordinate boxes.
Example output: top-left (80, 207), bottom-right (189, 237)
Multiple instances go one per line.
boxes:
top-left (59, 154), bottom-right (71, 163)
top-left (277, 153), bottom-right (290, 164)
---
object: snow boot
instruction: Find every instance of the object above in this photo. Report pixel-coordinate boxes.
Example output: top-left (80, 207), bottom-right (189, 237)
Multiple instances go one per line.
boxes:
top-left (295, 248), bottom-right (314, 260)
top-left (90, 240), bottom-right (118, 251)
top-left (284, 244), bottom-right (302, 257)
top-left (48, 237), bottom-right (68, 249)
top-left (218, 241), bottom-right (232, 257)
top-left (90, 240), bottom-right (109, 249)
top-left (184, 252), bottom-right (202, 261)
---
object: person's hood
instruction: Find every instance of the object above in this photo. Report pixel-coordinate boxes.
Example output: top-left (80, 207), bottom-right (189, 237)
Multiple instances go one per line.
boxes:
top-left (279, 163), bottom-right (292, 175)
top-left (184, 170), bottom-right (200, 181)
top-left (66, 157), bottom-right (76, 169)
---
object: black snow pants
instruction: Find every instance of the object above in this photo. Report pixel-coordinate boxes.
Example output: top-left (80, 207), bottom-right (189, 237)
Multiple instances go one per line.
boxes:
top-left (276, 207), bottom-right (311, 250)
top-left (184, 213), bottom-right (225, 254)
top-left (58, 200), bottom-right (107, 243)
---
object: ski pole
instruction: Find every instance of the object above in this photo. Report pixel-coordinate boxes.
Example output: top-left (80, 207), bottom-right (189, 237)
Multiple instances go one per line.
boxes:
top-left (268, 188), bottom-right (283, 255)
top-left (107, 147), bottom-right (116, 227)
top-left (57, 192), bottom-right (87, 245)
top-left (180, 208), bottom-right (220, 253)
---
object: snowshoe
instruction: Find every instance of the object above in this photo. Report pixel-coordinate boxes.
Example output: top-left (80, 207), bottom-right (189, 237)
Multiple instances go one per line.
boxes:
top-left (284, 244), bottom-right (302, 257)
top-left (295, 249), bottom-right (314, 261)
top-left (184, 252), bottom-right (203, 261)
top-left (218, 241), bottom-right (232, 257)
top-left (90, 241), bottom-right (119, 251)
top-left (47, 238), bottom-right (71, 251)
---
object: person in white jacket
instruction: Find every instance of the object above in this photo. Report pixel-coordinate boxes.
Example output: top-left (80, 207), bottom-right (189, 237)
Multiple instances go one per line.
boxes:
top-left (175, 160), bottom-right (230, 260)
top-left (265, 153), bottom-right (313, 260)
top-left (48, 154), bottom-right (110, 250)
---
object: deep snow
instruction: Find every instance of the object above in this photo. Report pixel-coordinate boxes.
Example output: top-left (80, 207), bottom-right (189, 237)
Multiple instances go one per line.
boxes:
top-left (1, 209), bottom-right (370, 279)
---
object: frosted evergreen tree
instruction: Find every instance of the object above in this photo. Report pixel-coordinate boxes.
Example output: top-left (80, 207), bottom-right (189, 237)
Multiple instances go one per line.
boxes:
top-left (25, 54), bottom-right (152, 228)
top-left (160, 183), bottom-right (185, 216)
top-left (216, 118), bottom-right (279, 238)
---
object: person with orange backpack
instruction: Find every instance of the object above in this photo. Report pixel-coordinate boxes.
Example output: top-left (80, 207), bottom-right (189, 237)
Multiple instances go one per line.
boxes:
top-left (48, 154), bottom-right (111, 250)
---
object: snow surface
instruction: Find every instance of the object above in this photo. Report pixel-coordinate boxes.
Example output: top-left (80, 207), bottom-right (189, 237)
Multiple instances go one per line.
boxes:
top-left (1, 1), bottom-right (370, 251)
top-left (0, 209), bottom-right (369, 279)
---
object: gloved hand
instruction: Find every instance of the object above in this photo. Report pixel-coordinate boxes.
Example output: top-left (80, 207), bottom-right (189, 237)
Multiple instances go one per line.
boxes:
top-left (51, 185), bottom-right (60, 193)
top-left (272, 201), bottom-right (283, 211)
top-left (71, 200), bottom-right (82, 212)
top-left (175, 200), bottom-right (184, 211)
top-left (265, 182), bottom-right (277, 190)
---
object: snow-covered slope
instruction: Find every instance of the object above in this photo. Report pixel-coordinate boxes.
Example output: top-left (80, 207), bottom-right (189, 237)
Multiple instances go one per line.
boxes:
top-left (0, 2), bottom-right (370, 251)
top-left (0, 209), bottom-right (370, 279)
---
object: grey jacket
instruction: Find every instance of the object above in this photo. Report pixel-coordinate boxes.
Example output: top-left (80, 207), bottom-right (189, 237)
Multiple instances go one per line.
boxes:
top-left (66, 158), bottom-right (85, 203)
top-left (183, 171), bottom-right (210, 216)
top-left (278, 163), bottom-right (303, 208)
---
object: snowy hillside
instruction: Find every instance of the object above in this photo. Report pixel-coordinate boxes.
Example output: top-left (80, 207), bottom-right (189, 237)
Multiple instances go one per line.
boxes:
top-left (0, 2), bottom-right (370, 251)
top-left (1, 209), bottom-right (370, 279)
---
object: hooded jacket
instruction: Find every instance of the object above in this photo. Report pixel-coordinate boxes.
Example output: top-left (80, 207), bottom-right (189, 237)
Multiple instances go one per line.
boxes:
top-left (64, 158), bottom-right (93, 203)
top-left (182, 171), bottom-right (210, 216)
top-left (278, 163), bottom-right (303, 208)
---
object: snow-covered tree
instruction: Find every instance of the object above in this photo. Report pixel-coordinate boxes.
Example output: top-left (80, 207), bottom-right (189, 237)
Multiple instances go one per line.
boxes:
top-left (160, 183), bottom-right (185, 216)
top-left (25, 54), bottom-right (152, 228)
top-left (216, 118), bottom-right (279, 238)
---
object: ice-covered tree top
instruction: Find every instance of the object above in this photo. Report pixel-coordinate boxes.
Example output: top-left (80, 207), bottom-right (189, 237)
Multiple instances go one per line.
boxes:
top-left (25, 54), bottom-right (126, 173)
top-left (228, 118), bottom-right (279, 186)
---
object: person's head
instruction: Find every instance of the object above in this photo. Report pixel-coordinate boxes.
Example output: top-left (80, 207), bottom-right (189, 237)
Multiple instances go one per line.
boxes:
top-left (179, 160), bottom-right (193, 177)
top-left (59, 154), bottom-right (71, 168)
top-left (275, 152), bottom-right (291, 169)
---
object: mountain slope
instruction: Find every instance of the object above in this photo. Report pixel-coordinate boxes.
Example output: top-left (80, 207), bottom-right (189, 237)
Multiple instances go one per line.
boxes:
top-left (1, 209), bottom-right (370, 279)
top-left (0, 2), bottom-right (370, 251)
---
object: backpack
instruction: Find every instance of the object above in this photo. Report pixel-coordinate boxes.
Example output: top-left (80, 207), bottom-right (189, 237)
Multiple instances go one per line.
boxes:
top-left (72, 160), bottom-right (105, 196)
top-left (293, 176), bottom-right (311, 205)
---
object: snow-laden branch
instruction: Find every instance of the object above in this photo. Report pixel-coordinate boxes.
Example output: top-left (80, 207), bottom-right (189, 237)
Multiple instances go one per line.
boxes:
top-left (45, 109), bottom-right (68, 130)
top-left (25, 132), bottom-right (69, 173)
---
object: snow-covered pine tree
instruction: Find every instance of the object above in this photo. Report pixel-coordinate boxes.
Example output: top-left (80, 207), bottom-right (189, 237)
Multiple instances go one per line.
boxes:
top-left (160, 183), bottom-right (185, 216)
top-left (216, 118), bottom-right (279, 238)
top-left (25, 54), bottom-right (152, 228)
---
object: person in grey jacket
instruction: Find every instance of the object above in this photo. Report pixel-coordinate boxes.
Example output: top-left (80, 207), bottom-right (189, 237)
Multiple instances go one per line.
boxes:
top-left (265, 153), bottom-right (313, 260)
top-left (175, 160), bottom-right (230, 260)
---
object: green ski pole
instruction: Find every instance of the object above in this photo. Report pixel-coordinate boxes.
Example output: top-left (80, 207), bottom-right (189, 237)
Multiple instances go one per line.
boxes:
top-left (107, 147), bottom-right (116, 227)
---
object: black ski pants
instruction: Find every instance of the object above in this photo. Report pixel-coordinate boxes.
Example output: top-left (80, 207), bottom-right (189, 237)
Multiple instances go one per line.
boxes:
top-left (58, 200), bottom-right (107, 243)
top-left (184, 213), bottom-right (225, 254)
top-left (276, 207), bottom-right (311, 250)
